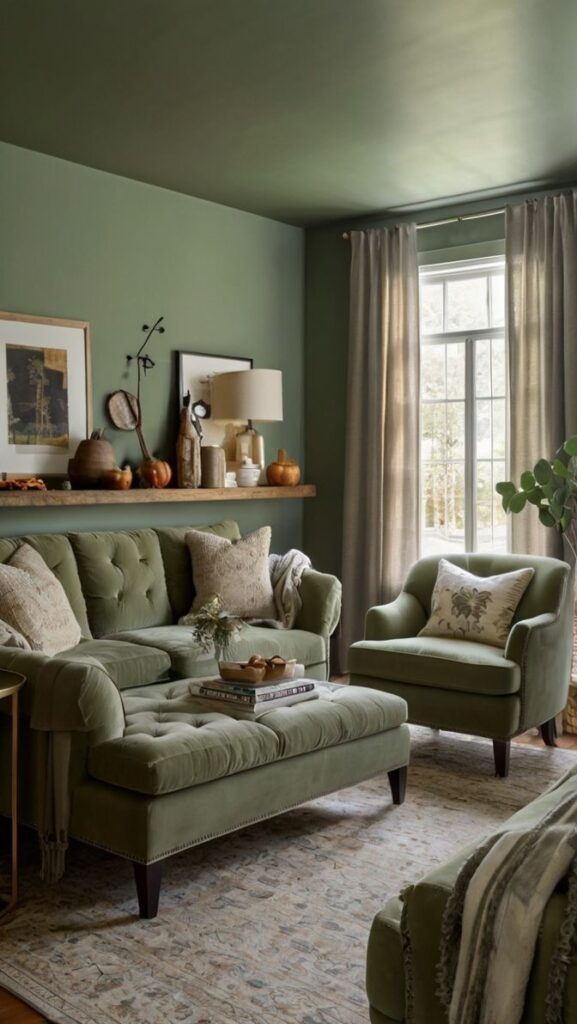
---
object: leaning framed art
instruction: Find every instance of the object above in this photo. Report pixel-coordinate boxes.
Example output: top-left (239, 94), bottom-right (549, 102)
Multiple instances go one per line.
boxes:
top-left (178, 350), bottom-right (252, 447)
top-left (0, 311), bottom-right (92, 476)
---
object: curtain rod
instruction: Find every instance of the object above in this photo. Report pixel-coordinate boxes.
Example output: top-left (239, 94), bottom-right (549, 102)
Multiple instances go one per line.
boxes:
top-left (341, 207), bottom-right (505, 240)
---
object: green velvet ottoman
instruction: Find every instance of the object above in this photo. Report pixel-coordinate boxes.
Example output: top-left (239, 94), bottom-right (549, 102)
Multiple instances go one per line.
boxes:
top-left (70, 681), bottom-right (410, 917)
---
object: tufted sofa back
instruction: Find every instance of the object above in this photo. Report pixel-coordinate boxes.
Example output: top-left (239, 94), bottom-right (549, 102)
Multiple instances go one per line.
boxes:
top-left (1, 519), bottom-right (245, 639)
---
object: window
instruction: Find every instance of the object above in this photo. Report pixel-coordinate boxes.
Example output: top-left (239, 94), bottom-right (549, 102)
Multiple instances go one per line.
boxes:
top-left (419, 256), bottom-right (507, 556)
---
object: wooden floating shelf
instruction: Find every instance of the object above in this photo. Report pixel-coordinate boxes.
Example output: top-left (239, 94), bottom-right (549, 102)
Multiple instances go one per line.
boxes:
top-left (0, 484), bottom-right (316, 508)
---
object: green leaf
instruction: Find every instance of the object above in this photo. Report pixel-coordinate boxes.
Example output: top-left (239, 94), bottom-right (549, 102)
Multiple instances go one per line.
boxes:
top-left (556, 444), bottom-right (570, 466)
top-left (563, 436), bottom-right (577, 456)
top-left (553, 486), bottom-right (569, 506)
top-left (520, 470), bottom-right (536, 491)
top-left (550, 502), bottom-right (563, 521)
top-left (496, 481), bottom-right (516, 497)
top-left (553, 459), bottom-right (571, 479)
top-left (539, 507), bottom-right (557, 528)
top-left (527, 486), bottom-right (545, 506)
top-left (542, 482), bottom-right (556, 500)
top-left (509, 492), bottom-right (527, 513)
top-left (534, 459), bottom-right (554, 485)
top-left (560, 511), bottom-right (573, 532)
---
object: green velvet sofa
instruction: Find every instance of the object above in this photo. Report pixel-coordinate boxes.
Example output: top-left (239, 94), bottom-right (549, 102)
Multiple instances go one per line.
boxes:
top-left (349, 553), bottom-right (573, 776)
top-left (0, 520), bottom-right (411, 917)
top-left (367, 762), bottom-right (577, 1024)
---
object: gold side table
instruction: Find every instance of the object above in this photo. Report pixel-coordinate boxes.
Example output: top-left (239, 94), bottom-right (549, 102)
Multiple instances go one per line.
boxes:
top-left (0, 671), bottom-right (25, 919)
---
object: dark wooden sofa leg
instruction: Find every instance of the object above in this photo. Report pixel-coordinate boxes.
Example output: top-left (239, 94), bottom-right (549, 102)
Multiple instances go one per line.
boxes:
top-left (133, 861), bottom-right (163, 919)
top-left (388, 765), bottom-right (408, 805)
top-left (539, 717), bottom-right (557, 747)
top-left (493, 740), bottom-right (510, 778)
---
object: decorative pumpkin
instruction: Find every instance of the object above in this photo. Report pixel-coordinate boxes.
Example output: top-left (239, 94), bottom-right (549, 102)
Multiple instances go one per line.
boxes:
top-left (100, 466), bottom-right (133, 490)
top-left (266, 449), bottom-right (301, 487)
top-left (68, 430), bottom-right (116, 489)
top-left (137, 458), bottom-right (172, 489)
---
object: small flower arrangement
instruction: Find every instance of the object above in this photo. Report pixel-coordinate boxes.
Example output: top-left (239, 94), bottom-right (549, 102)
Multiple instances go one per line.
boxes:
top-left (188, 594), bottom-right (244, 661)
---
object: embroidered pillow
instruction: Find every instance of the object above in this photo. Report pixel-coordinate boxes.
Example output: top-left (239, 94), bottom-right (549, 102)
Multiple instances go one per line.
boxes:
top-left (181, 526), bottom-right (276, 620)
top-left (419, 558), bottom-right (535, 648)
top-left (0, 544), bottom-right (81, 655)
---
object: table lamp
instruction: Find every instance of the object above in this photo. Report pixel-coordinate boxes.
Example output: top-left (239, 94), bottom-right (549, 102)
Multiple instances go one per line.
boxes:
top-left (210, 369), bottom-right (283, 480)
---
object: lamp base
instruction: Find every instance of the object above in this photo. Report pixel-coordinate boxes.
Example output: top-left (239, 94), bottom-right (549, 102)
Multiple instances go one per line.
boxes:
top-left (234, 426), bottom-right (266, 483)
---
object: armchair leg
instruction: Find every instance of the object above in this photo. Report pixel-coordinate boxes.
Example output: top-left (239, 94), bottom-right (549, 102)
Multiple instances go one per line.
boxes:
top-left (388, 765), bottom-right (408, 805)
top-left (539, 717), bottom-right (557, 747)
top-left (493, 740), bottom-right (510, 778)
top-left (133, 860), bottom-right (163, 919)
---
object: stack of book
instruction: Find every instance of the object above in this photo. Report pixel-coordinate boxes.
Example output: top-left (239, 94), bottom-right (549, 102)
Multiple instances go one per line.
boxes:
top-left (197, 676), bottom-right (318, 714)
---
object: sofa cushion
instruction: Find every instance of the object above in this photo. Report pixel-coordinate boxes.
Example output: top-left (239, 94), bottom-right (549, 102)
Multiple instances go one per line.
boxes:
top-left (0, 534), bottom-right (91, 637)
top-left (348, 636), bottom-right (520, 696)
top-left (88, 682), bottom-right (408, 795)
top-left (0, 544), bottom-right (82, 655)
top-left (155, 521), bottom-right (241, 620)
top-left (108, 624), bottom-right (327, 678)
top-left (59, 639), bottom-right (171, 690)
top-left (70, 529), bottom-right (172, 637)
top-left (183, 526), bottom-right (276, 618)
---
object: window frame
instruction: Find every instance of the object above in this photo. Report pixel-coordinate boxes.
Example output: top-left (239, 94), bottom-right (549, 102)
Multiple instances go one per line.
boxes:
top-left (419, 256), bottom-right (507, 554)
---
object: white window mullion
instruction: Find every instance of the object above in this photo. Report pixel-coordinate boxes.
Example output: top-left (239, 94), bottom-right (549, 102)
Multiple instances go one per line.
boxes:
top-left (465, 337), bottom-right (476, 551)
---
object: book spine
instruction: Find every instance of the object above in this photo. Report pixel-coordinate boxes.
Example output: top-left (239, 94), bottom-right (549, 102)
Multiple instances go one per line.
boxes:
top-left (199, 683), bottom-right (314, 705)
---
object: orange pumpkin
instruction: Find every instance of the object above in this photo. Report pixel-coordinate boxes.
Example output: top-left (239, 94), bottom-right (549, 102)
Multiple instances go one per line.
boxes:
top-left (101, 466), bottom-right (133, 490)
top-left (266, 449), bottom-right (301, 487)
top-left (137, 458), bottom-right (172, 489)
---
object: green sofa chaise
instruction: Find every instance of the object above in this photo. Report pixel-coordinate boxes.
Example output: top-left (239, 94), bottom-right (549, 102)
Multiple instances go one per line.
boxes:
top-left (349, 553), bottom-right (573, 776)
top-left (367, 762), bottom-right (577, 1024)
top-left (0, 520), bottom-right (411, 917)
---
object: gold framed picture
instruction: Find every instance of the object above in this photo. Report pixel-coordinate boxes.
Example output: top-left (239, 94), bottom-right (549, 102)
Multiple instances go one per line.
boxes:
top-left (0, 311), bottom-right (92, 476)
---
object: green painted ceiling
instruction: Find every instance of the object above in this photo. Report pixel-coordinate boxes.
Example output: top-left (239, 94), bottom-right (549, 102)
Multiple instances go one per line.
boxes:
top-left (1, 0), bottom-right (576, 225)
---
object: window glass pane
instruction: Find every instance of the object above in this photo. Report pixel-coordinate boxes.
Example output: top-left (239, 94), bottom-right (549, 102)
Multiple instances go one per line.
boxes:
top-left (477, 460), bottom-right (492, 501)
top-left (446, 342), bottom-right (465, 400)
top-left (491, 337), bottom-right (506, 396)
top-left (493, 399), bottom-right (506, 458)
top-left (421, 344), bottom-right (446, 400)
top-left (421, 402), bottom-right (447, 462)
top-left (447, 402), bottom-right (465, 460)
top-left (490, 275), bottom-right (505, 327)
top-left (475, 340), bottom-right (491, 397)
top-left (420, 282), bottom-right (444, 333)
top-left (421, 463), bottom-right (465, 556)
top-left (476, 399), bottom-right (492, 458)
top-left (446, 277), bottom-right (488, 330)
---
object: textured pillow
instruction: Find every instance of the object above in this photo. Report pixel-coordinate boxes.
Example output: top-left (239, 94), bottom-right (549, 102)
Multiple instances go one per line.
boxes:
top-left (0, 544), bottom-right (81, 655)
top-left (419, 558), bottom-right (535, 648)
top-left (182, 526), bottom-right (276, 619)
top-left (0, 619), bottom-right (31, 649)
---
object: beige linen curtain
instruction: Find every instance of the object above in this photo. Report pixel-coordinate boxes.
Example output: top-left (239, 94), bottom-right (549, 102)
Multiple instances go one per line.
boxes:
top-left (340, 226), bottom-right (420, 664)
top-left (507, 193), bottom-right (577, 556)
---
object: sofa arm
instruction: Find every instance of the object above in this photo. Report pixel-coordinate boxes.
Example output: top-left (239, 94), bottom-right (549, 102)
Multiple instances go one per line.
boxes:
top-left (505, 612), bottom-right (572, 731)
top-left (0, 646), bottom-right (125, 744)
top-left (294, 568), bottom-right (342, 638)
top-left (365, 592), bottom-right (427, 641)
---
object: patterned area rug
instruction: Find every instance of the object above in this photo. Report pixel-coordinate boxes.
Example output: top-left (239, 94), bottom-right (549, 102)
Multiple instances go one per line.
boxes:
top-left (1, 727), bottom-right (576, 1024)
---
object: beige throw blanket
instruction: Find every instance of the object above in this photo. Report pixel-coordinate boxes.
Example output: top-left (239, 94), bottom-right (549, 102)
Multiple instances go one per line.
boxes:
top-left (434, 776), bottom-right (577, 1024)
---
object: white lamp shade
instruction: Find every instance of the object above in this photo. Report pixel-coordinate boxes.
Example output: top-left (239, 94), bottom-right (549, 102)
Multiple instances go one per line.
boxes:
top-left (210, 368), bottom-right (283, 423)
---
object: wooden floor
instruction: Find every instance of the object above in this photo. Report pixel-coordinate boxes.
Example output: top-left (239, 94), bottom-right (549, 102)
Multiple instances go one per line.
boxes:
top-left (2, 729), bottom-right (576, 1024)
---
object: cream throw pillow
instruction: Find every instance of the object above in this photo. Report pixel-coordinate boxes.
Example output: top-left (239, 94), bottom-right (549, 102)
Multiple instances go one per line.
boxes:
top-left (0, 544), bottom-right (81, 655)
top-left (182, 526), bottom-right (276, 619)
top-left (419, 558), bottom-right (535, 648)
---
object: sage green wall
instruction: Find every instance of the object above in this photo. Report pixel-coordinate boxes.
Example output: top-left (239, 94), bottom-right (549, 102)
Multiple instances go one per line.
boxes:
top-left (0, 143), bottom-right (304, 552)
top-left (303, 185), bottom-right (575, 581)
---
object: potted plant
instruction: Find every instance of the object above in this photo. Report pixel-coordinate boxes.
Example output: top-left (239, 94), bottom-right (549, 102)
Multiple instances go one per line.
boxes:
top-left (187, 595), bottom-right (244, 663)
top-left (497, 435), bottom-right (577, 733)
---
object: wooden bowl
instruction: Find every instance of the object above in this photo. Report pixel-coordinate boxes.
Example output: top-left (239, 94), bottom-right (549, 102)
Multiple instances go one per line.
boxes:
top-left (219, 662), bottom-right (266, 684)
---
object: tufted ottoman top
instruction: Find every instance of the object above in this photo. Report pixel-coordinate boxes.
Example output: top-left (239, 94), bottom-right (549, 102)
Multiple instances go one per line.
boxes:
top-left (88, 680), bottom-right (407, 796)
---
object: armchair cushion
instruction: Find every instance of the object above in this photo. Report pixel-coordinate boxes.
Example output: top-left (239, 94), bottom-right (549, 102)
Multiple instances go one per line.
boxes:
top-left (348, 636), bottom-right (520, 695)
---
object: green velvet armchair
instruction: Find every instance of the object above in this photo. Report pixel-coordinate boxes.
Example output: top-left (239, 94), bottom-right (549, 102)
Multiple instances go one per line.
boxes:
top-left (348, 553), bottom-right (573, 776)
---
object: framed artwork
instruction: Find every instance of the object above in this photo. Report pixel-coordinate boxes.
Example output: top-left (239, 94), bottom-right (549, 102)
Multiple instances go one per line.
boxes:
top-left (178, 351), bottom-right (252, 447)
top-left (0, 311), bottom-right (92, 476)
